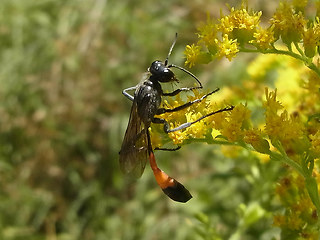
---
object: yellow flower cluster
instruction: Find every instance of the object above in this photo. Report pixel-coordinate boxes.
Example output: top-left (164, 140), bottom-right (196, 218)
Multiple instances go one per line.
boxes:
top-left (197, 15), bottom-right (218, 54)
top-left (185, 4), bottom-right (262, 63)
top-left (218, 103), bottom-right (250, 142)
top-left (218, 7), bottom-right (262, 44)
top-left (150, 89), bottom-right (238, 146)
top-left (310, 130), bottom-right (320, 156)
top-left (217, 34), bottom-right (239, 61)
top-left (244, 128), bottom-right (270, 154)
top-left (270, 1), bottom-right (307, 45)
top-left (263, 88), bottom-right (306, 153)
top-left (303, 21), bottom-right (320, 58)
top-left (184, 44), bottom-right (202, 68)
top-left (274, 172), bottom-right (318, 239)
top-left (185, 0), bottom-right (320, 66)
top-left (181, 1), bottom-right (320, 238)
top-left (250, 26), bottom-right (276, 51)
top-left (150, 90), bottom-right (216, 145)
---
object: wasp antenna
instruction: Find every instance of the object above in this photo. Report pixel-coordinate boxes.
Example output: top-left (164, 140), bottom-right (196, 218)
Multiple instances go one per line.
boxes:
top-left (165, 33), bottom-right (178, 66)
top-left (168, 63), bottom-right (203, 88)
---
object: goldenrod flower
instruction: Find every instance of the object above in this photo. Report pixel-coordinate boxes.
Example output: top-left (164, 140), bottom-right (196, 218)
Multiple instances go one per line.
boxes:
top-left (287, 212), bottom-right (304, 230)
top-left (184, 111), bottom-right (207, 139)
top-left (168, 125), bottom-right (187, 145)
top-left (218, 6), bottom-right (262, 44)
top-left (263, 88), bottom-right (306, 150)
top-left (303, 26), bottom-right (317, 58)
top-left (184, 44), bottom-right (212, 68)
top-left (184, 44), bottom-right (201, 68)
top-left (209, 110), bottom-right (228, 131)
top-left (302, 18), bottom-right (320, 58)
top-left (304, 69), bottom-right (320, 94)
top-left (153, 89), bottom-right (232, 145)
top-left (251, 26), bottom-right (276, 51)
top-left (151, 95), bottom-right (190, 146)
top-left (310, 18), bottom-right (320, 52)
top-left (317, 1), bottom-right (320, 17)
top-left (197, 15), bottom-right (219, 54)
top-left (159, 97), bottom-right (187, 124)
top-left (275, 177), bottom-right (291, 197)
top-left (220, 104), bottom-right (251, 142)
top-left (292, 0), bottom-right (308, 11)
top-left (270, 1), bottom-right (306, 45)
top-left (274, 172), bottom-right (318, 238)
top-left (217, 34), bottom-right (239, 61)
top-left (263, 88), bottom-right (283, 114)
top-left (180, 1), bottom-right (320, 238)
top-left (310, 130), bottom-right (320, 157)
top-left (264, 109), bottom-right (289, 143)
top-left (244, 128), bottom-right (270, 154)
top-left (273, 214), bottom-right (286, 227)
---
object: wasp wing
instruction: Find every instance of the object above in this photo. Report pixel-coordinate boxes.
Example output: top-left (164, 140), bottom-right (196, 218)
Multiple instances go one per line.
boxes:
top-left (119, 100), bottom-right (148, 178)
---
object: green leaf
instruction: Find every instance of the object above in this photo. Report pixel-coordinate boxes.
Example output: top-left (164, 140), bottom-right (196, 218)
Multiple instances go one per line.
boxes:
top-left (305, 177), bottom-right (320, 212)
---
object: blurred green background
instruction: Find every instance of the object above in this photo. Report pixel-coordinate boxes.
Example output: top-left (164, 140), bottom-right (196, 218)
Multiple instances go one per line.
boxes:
top-left (0, 0), bottom-right (282, 239)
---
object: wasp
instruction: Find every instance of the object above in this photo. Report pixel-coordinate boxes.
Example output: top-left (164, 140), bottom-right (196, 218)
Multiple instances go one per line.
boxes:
top-left (119, 33), bottom-right (234, 203)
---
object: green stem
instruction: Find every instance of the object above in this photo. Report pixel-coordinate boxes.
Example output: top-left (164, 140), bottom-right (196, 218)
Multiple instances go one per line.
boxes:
top-left (293, 42), bottom-right (305, 58)
top-left (184, 137), bottom-right (320, 213)
top-left (183, 137), bottom-right (236, 146)
top-left (269, 151), bottom-right (304, 176)
top-left (239, 47), bottom-right (320, 77)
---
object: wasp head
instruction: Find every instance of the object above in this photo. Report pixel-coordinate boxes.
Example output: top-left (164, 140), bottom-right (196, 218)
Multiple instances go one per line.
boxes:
top-left (148, 60), bottom-right (177, 83)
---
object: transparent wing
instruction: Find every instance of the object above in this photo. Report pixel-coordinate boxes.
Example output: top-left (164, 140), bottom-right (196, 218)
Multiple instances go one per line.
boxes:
top-left (119, 101), bottom-right (148, 178)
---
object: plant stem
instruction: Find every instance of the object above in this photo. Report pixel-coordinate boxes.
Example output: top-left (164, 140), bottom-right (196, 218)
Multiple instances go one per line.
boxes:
top-left (239, 47), bottom-right (320, 77)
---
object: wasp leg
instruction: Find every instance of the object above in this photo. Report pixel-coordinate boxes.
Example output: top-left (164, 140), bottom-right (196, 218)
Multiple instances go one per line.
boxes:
top-left (154, 146), bottom-right (181, 151)
top-left (153, 106), bottom-right (234, 133)
top-left (162, 86), bottom-right (203, 97)
top-left (157, 88), bottom-right (220, 114)
top-left (122, 86), bottom-right (137, 101)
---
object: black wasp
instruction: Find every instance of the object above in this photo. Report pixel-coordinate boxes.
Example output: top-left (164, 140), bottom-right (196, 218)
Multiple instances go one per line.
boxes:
top-left (119, 33), bottom-right (234, 203)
